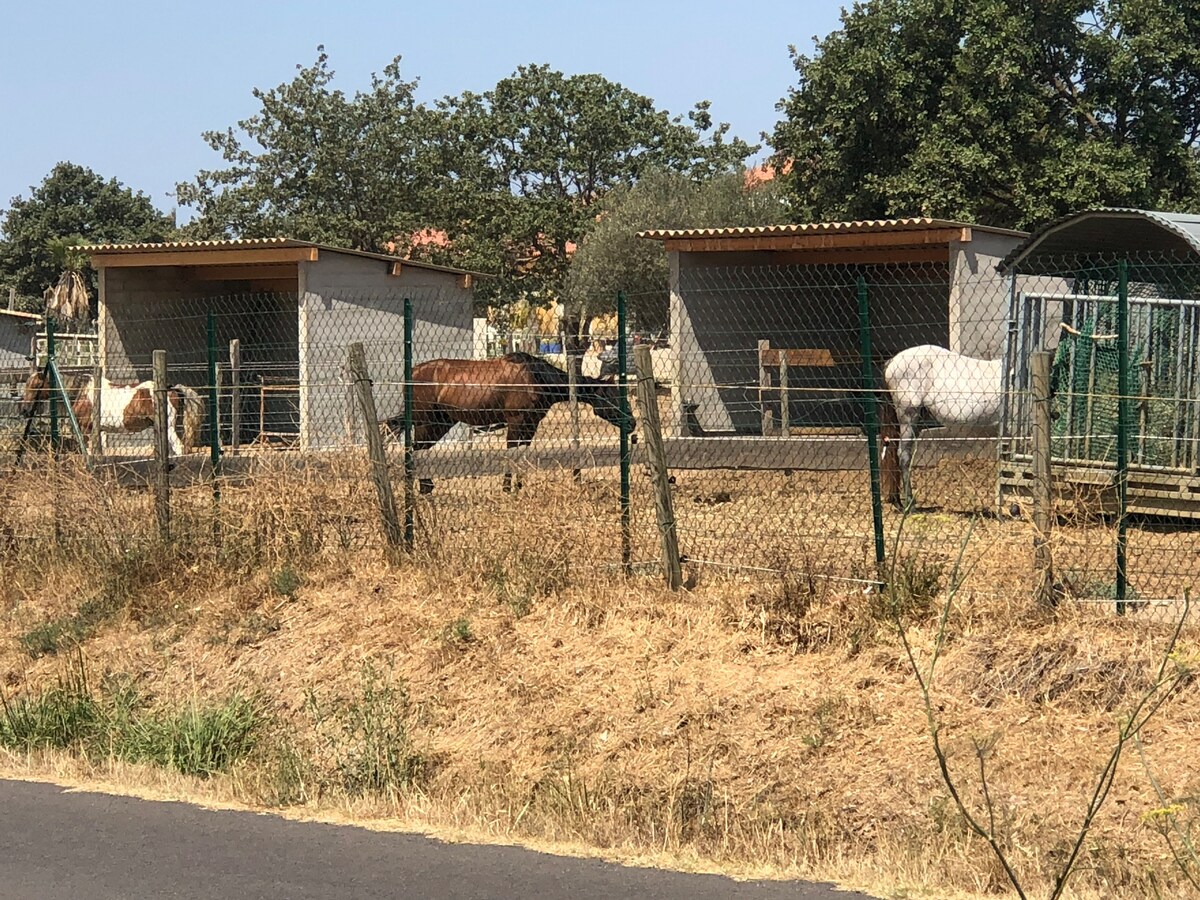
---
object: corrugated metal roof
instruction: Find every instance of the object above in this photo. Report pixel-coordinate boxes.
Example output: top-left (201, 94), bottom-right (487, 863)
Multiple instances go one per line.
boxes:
top-left (79, 237), bottom-right (483, 277)
top-left (999, 208), bottom-right (1200, 272)
top-left (82, 237), bottom-right (300, 252)
top-left (638, 218), bottom-right (1028, 240)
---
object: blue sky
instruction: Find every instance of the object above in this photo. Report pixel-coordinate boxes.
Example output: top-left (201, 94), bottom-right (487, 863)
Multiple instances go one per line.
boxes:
top-left (0, 1), bottom-right (846, 221)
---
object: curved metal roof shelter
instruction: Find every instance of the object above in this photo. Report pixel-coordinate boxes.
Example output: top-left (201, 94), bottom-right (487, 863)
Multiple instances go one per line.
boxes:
top-left (999, 208), bottom-right (1200, 273)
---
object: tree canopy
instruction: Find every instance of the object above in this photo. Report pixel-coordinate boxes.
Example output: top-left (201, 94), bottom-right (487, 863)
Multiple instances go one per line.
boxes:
top-left (422, 65), bottom-right (757, 303)
top-left (175, 48), bottom-right (436, 253)
top-left (0, 162), bottom-right (174, 307)
top-left (770, 0), bottom-right (1200, 229)
top-left (566, 169), bottom-right (790, 330)
top-left (175, 52), bottom-right (756, 304)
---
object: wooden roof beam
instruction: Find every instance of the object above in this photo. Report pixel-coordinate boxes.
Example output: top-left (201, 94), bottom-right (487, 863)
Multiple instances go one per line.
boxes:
top-left (88, 247), bottom-right (318, 268)
top-left (184, 264), bottom-right (298, 281)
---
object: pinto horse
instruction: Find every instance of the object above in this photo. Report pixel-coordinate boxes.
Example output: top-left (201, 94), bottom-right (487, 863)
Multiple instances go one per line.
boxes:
top-left (19, 369), bottom-right (204, 457)
top-left (383, 352), bottom-right (626, 493)
top-left (879, 344), bottom-right (1002, 508)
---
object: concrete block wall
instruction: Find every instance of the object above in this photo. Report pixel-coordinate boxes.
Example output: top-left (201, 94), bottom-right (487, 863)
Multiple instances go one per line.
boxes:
top-left (299, 252), bottom-right (473, 450)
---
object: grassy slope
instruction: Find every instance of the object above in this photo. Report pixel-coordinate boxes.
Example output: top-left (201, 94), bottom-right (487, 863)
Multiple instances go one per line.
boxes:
top-left (1, 546), bottom-right (1198, 899)
top-left (0, 458), bottom-right (1197, 899)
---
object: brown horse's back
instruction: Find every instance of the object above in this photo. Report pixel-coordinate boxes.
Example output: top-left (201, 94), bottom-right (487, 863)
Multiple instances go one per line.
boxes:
top-left (412, 357), bottom-right (542, 426)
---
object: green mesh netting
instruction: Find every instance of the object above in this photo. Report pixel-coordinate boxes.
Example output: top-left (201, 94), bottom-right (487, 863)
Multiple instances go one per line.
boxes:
top-left (1051, 309), bottom-right (1191, 468)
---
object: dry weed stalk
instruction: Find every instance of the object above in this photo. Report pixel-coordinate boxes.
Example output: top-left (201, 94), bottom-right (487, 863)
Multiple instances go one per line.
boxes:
top-left (894, 511), bottom-right (1192, 900)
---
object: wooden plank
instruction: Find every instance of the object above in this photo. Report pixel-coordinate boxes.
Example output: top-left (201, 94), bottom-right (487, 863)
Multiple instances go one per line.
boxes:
top-left (758, 249), bottom-right (949, 267)
top-left (247, 278), bottom-right (299, 293)
top-left (152, 350), bottom-right (170, 541)
top-left (779, 358), bottom-right (789, 435)
top-left (635, 345), bottom-right (683, 590)
top-left (89, 362), bottom-right (103, 460)
top-left (89, 247), bottom-right (318, 268)
top-left (758, 339), bottom-right (775, 436)
top-left (229, 339), bottom-right (241, 455)
top-left (760, 347), bottom-right (837, 367)
top-left (1001, 455), bottom-right (1200, 519)
top-left (348, 343), bottom-right (403, 552)
top-left (185, 264), bottom-right (298, 281)
top-left (1031, 351), bottom-right (1054, 607)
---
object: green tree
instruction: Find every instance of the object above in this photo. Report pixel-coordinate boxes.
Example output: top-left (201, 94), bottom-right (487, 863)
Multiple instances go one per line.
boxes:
top-left (565, 169), bottom-right (790, 331)
top-left (177, 52), bottom-right (757, 305)
top-left (771, 0), bottom-right (1200, 229)
top-left (0, 162), bottom-right (174, 308)
top-left (175, 47), bottom-right (437, 252)
top-left (415, 64), bottom-right (758, 304)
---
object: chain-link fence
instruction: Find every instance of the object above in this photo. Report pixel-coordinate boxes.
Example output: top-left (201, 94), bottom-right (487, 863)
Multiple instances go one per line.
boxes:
top-left (2, 251), bottom-right (1198, 614)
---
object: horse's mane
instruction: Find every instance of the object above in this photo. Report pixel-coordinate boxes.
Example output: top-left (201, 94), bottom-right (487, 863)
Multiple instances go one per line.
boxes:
top-left (503, 352), bottom-right (567, 387)
top-left (503, 352), bottom-right (613, 388)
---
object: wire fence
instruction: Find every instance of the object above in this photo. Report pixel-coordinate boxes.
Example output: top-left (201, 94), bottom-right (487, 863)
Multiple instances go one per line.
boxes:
top-left (3, 251), bottom-right (1199, 616)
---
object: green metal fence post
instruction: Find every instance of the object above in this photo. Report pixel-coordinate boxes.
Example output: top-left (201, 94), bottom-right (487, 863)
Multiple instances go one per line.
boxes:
top-left (1116, 259), bottom-right (1130, 614)
top-left (403, 297), bottom-right (415, 552)
top-left (207, 311), bottom-right (223, 544)
top-left (46, 316), bottom-right (59, 454)
top-left (617, 291), bottom-right (632, 575)
top-left (856, 275), bottom-right (887, 581)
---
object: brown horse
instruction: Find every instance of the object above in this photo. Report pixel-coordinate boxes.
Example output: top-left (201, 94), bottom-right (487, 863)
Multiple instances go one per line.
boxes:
top-left (20, 369), bottom-right (204, 457)
top-left (383, 352), bottom-right (626, 493)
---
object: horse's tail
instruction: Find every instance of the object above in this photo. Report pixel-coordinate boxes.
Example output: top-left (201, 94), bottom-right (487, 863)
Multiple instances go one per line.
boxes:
top-left (877, 391), bottom-right (902, 507)
top-left (173, 384), bottom-right (205, 451)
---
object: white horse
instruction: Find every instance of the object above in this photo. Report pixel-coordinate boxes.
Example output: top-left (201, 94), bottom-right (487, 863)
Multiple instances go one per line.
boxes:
top-left (880, 345), bottom-right (1002, 507)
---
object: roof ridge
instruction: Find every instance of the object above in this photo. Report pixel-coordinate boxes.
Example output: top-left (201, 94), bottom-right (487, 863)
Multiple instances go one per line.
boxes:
top-left (999, 208), bottom-right (1200, 271)
top-left (638, 219), bottom-right (1028, 240)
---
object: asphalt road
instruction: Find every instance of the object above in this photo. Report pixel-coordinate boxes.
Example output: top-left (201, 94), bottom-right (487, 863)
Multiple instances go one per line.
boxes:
top-left (0, 779), bottom-right (880, 899)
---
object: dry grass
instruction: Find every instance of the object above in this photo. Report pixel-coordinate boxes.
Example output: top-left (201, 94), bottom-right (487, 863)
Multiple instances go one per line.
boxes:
top-left (0, 448), bottom-right (1198, 899)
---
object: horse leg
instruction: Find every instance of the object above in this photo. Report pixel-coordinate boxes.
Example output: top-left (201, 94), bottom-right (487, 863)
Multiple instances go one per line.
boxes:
top-left (878, 399), bottom-right (902, 507)
top-left (414, 412), bottom-right (453, 495)
top-left (898, 417), bottom-right (918, 509)
top-left (503, 417), bottom-right (536, 493)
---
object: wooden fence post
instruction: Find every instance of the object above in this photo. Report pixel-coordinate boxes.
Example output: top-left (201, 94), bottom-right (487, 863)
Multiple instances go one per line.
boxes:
top-left (779, 356), bottom-right (790, 436)
top-left (566, 335), bottom-right (582, 482)
top-left (348, 342), bottom-right (403, 553)
top-left (229, 339), bottom-right (241, 455)
top-left (89, 362), bottom-right (103, 460)
top-left (634, 344), bottom-right (682, 590)
top-left (1031, 349), bottom-right (1054, 607)
top-left (758, 339), bottom-right (775, 436)
top-left (152, 350), bottom-right (171, 542)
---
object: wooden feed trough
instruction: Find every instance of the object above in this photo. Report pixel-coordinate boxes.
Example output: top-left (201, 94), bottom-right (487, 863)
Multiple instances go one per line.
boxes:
top-left (756, 340), bottom-right (837, 436)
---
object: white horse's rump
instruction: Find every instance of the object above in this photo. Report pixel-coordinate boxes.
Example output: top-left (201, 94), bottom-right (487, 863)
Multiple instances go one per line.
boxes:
top-left (880, 344), bottom-right (1002, 506)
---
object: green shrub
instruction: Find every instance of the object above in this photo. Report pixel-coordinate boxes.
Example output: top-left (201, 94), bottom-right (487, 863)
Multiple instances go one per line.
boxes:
top-left (0, 658), bottom-right (265, 778)
top-left (308, 662), bottom-right (428, 799)
top-left (269, 564), bottom-right (304, 599)
top-left (0, 661), bottom-right (100, 751)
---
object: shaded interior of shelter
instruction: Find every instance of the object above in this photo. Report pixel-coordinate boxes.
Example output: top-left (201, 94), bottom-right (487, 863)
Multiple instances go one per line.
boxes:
top-left (679, 260), bottom-right (950, 434)
top-left (101, 266), bottom-right (302, 450)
